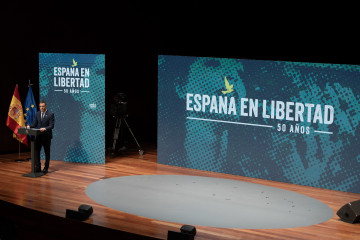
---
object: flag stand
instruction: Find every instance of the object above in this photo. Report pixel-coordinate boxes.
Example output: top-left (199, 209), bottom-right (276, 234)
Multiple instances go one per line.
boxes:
top-left (15, 139), bottom-right (28, 162)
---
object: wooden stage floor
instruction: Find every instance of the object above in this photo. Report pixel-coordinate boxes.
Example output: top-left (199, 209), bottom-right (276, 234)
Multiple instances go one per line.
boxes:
top-left (0, 144), bottom-right (360, 240)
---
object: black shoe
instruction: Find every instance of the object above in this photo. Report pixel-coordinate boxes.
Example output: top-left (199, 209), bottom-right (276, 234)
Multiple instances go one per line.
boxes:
top-left (42, 168), bottom-right (48, 174)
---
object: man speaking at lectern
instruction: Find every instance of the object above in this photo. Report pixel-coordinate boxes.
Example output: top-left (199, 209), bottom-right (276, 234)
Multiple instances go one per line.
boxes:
top-left (29, 101), bottom-right (55, 174)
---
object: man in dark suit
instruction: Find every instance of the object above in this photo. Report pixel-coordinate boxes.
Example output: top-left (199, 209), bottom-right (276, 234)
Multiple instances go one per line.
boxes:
top-left (29, 100), bottom-right (55, 174)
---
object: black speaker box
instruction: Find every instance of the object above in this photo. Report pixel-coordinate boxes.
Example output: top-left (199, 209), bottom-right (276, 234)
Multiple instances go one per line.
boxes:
top-left (78, 204), bottom-right (93, 216)
top-left (180, 225), bottom-right (196, 236)
top-left (337, 200), bottom-right (360, 223)
top-left (167, 231), bottom-right (194, 240)
top-left (66, 209), bottom-right (88, 221)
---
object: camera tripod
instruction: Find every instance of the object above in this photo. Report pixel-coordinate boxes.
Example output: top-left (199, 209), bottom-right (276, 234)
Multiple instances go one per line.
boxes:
top-left (111, 116), bottom-right (144, 155)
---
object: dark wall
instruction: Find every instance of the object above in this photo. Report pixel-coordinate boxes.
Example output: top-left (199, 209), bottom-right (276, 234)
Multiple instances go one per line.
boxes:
top-left (0, 1), bottom-right (358, 153)
top-left (0, 2), bottom-right (158, 153)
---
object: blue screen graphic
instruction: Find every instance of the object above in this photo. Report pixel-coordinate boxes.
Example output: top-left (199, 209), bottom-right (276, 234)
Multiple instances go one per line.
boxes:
top-left (39, 53), bottom-right (105, 164)
top-left (158, 55), bottom-right (360, 193)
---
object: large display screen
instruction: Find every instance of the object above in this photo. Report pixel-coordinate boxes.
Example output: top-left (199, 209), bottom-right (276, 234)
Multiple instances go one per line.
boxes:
top-left (39, 53), bottom-right (105, 164)
top-left (158, 55), bottom-right (360, 193)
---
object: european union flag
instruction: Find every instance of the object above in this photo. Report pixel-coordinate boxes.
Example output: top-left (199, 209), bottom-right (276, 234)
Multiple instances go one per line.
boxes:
top-left (24, 86), bottom-right (37, 127)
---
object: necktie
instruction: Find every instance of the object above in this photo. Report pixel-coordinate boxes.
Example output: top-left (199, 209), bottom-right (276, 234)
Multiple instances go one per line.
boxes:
top-left (41, 112), bottom-right (44, 120)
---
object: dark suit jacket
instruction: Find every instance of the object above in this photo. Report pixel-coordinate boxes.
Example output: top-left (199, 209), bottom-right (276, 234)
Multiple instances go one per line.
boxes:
top-left (30, 110), bottom-right (55, 138)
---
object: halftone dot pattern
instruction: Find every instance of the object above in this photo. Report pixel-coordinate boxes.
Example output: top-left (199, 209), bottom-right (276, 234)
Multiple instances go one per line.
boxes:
top-left (39, 53), bottom-right (105, 164)
top-left (76, 55), bottom-right (105, 163)
top-left (158, 55), bottom-right (360, 193)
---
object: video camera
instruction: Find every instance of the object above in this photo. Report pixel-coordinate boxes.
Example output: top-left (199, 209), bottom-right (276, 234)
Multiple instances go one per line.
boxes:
top-left (111, 93), bottom-right (128, 118)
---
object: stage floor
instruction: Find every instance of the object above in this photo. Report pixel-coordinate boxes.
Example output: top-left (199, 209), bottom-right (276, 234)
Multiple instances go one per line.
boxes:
top-left (1, 144), bottom-right (360, 239)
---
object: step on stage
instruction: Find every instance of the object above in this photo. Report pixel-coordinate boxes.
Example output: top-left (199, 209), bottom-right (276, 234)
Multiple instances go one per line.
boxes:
top-left (0, 145), bottom-right (360, 240)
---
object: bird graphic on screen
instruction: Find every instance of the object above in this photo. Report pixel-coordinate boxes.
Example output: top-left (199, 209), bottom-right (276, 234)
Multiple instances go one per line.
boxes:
top-left (222, 76), bottom-right (234, 94)
top-left (72, 59), bottom-right (78, 67)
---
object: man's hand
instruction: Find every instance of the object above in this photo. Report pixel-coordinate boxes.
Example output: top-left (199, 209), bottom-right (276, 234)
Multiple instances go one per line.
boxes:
top-left (40, 128), bottom-right (46, 132)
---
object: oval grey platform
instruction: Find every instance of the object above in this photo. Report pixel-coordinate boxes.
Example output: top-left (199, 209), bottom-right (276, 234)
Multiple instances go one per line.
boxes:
top-left (85, 175), bottom-right (334, 229)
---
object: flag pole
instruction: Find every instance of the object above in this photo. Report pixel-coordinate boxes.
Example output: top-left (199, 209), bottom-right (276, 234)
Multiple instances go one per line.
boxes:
top-left (15, 141), bottom-right (21, 161)
top-left (14, 142), bottom-right (28, 161)
top-left (15, 134), bottom-right (27, 162)
top-left (26, 80), bottom-right (33, 161)
top-left (13, 83), bottom-right (29, 162)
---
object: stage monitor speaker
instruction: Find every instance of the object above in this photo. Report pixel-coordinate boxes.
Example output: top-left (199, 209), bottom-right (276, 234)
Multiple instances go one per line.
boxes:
top-left (167, 231), bottom-right (194, 240)
top-left (66, 209), bottom-right (88, 221)
top-left (180, 225), bottom-right (196, 236)
top-left (337, 200), bottom-right (360, 223)
top-left (78, 204), bottom-right (93, 216)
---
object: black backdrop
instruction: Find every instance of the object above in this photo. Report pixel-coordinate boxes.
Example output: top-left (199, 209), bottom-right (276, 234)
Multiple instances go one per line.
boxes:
top-left (0, 1), bottom-right (358, 153)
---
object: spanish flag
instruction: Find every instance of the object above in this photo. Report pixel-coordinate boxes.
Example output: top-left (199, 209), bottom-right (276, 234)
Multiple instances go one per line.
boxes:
top-left (6, 85), bottom-right (28, 146)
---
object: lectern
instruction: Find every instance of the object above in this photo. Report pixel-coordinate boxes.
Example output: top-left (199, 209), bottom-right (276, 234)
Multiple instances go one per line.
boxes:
top-left (17, 127), bottom-right (43, 177)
